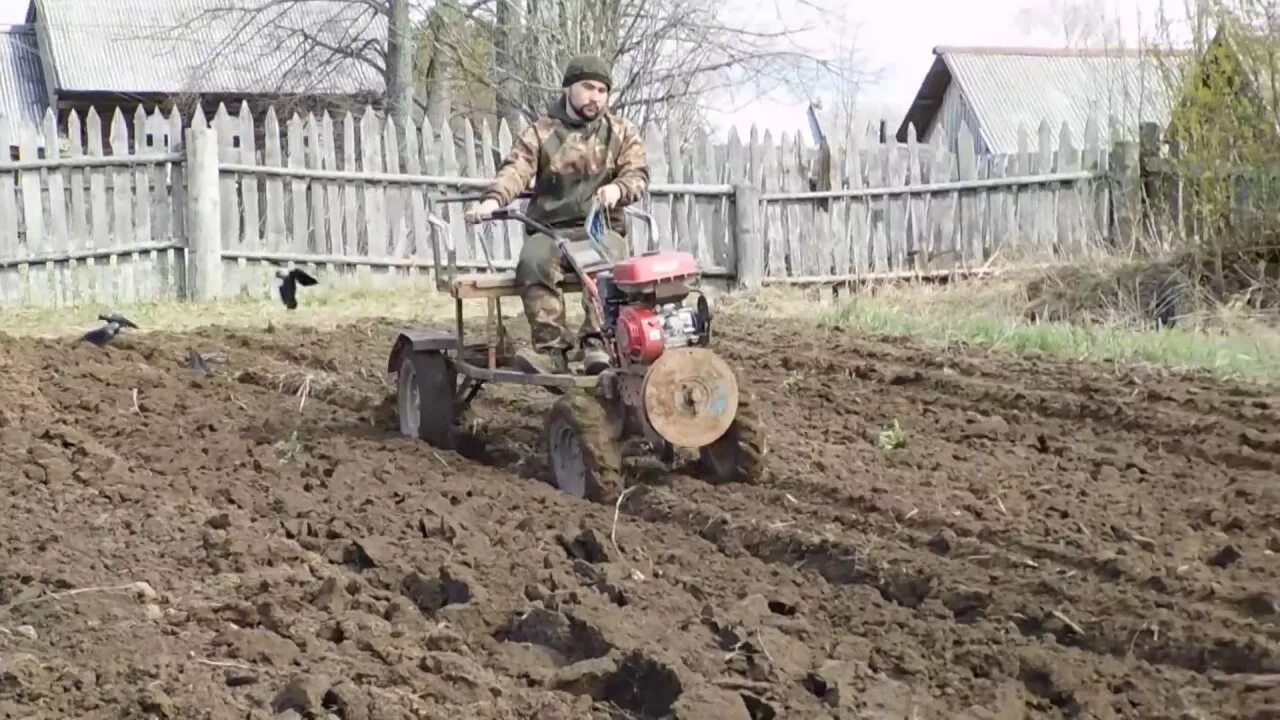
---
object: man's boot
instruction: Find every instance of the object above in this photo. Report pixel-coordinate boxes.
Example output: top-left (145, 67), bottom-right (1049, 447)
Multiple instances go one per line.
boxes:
top-left (514, 346), bottom-right (569, 375)
top-left (580, 336), bottom-right (611, 376)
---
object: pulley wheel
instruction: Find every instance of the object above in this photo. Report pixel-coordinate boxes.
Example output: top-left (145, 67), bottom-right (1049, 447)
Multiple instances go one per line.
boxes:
top-left (642, 347), bottom-right (739, 447)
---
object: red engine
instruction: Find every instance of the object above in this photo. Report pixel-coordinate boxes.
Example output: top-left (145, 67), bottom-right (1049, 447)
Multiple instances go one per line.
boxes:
top-left (605, 251), bottom-right (710, 365)
top-left (616, 306), bottom-right (667, 363)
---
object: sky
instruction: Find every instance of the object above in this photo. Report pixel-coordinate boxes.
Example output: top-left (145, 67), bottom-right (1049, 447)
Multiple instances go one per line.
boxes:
top-left (701, 0), bottom-right (1191, 140)
top-left (0, 0), bottom-right (1191, 140)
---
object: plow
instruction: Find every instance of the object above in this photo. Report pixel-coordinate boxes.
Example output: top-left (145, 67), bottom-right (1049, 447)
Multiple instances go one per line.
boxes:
top-left (386, 196), bottom-right (767, 502)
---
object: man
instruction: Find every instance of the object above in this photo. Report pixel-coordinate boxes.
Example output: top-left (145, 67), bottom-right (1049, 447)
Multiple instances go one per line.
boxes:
top-left (464, 54), bottom-right (649, 376)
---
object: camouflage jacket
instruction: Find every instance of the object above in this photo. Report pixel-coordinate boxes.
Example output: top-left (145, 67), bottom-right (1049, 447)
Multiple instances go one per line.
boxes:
top-left (481, 98), bottom-right (649, 235)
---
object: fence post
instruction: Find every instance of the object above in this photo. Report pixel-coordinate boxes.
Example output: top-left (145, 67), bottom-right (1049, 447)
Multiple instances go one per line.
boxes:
top-left (732, 183), bottom-right (763, 290)
top-left (1108, 139), bottom-right (1140, 253)
top-left (184, 123), bottom-right (223, 301)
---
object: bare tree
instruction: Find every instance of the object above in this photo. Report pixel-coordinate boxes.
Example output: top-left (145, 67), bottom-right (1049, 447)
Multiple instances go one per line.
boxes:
top-left (1013, 0), bottom-right (1125, 47)
top-left (169, 0), bottom-right (869, 153)
top-left (787, 8), bottom-right (883, 142)
top-left (386, 0), bottom-right (415, 132)
top-left (165, 0), bottom-right (390, 106)
top-left (464, 0), bottom-right (870, 131)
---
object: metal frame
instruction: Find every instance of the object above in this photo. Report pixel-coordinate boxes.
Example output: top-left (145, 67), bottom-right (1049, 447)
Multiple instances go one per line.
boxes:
top-left (398, 192), bottom-right (666, 393)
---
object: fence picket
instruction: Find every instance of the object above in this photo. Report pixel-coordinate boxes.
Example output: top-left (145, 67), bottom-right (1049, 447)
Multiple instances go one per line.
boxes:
top-left (0, 100), bottom-right (1132, 307)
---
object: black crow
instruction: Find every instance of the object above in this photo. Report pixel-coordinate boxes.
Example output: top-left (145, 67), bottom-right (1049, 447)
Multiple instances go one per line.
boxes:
top-left (81, 313), bottom-right (139, 347)
top-left (276, 268), bottom-right (318, 310)
top-left (187, 349), bottom-right (210, 373)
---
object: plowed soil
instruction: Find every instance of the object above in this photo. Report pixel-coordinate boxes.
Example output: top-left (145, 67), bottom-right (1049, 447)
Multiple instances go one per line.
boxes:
top-left (2, 310), bottom-right (1279, 719)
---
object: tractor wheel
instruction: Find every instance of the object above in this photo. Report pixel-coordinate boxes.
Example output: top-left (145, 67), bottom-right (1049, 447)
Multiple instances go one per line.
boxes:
top-left (698, 391), bottom-right (767, 484)
top-left (397, 350), bottom-right (458, 449)
top-left (544, 390), bottom-right (623, 504)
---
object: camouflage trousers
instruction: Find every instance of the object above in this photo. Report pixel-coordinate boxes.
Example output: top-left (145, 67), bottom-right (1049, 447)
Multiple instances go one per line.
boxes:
top-left (516, 227), bottom-right (629, 351)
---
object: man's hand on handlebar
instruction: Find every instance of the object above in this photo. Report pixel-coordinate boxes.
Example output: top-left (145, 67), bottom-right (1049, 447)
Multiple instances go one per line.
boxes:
top-left (463, 198), bottom-right (500, 224)
top-left (594, 184), bottom-right (622, 209)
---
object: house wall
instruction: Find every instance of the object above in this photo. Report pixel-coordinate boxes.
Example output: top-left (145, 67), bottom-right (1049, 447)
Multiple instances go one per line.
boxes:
top-left (923, 81), bottom-right (990, 155)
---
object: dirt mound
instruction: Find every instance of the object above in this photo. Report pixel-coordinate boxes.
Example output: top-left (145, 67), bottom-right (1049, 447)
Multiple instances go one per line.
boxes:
top-left (1022, 250), bottom-right (1280, 329)
top-left (1022, 260), bottom-right (1194, 327)
top-left (1, 313), bottom-right (1279, 718)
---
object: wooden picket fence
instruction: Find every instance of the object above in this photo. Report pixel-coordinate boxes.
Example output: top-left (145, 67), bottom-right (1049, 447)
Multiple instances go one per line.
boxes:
top-left (0, 99), bottom-right (1126, 308)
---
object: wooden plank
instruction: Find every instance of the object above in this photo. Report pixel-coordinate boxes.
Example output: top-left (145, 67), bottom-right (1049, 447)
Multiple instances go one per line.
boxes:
top-left (263, 107), bottom-right (286, 253)
top-left (418, 116), bottom-right (441, 260)
top-left (666, 122), bottom-right (690, 252)
top-left (1014, 125), bottom-right (1032, 261)
top-left (64, 111), bottom-right (91, 303)
top-left (17, 125), bottom-right (42, 303)
top-left (438, 118), bottom-right (466, 261)
top-left (1035, 119), bottom-right (1054, 255)
top-left (644, 125), bottom-right (671, 252)
top-left (239, 102), bottom-right (261, 252)
top-left (43, 110), bottom-right (69, 304)
top-left (1057, 121), bottom-right (1082, 256)
top-left (762, 131), bottom-right (786, 277)
top-left (0, 122), bottom-right (15, 303)
top-left (478, 119), bottom-right (507, 259)
top-left (885, 138), bottom-right (907, 270)
top-left (382, 114), bottom-right (407, 258)
top-left (1082, 115), bottom-right (1105, 249)
top-left (342, 111), bottom-right (359, 256)
top-left (167, 107), bottom-right (187, 248)
top-left (928, 125), bottom-right (953, 265)
top-left (493, 119), bottom-right (521, 258)
top-left (147, 108), bottom-right (175, 298)
top-left (990, 154), bottom-right (1012, 258)
top-left (451, 270), bottom-right (585, 299)
top-left (459, 118), bottom-right (480, 263)
top-left (402, 114), bottom-right (428, 268)
top-left (691, 127), bottom-right (716, 268)
top-left (307, 113), bottom-right (330, 257)
top-left (132, 106), bottom-right (154, 302)
top-left (109, 108), bottom-right (133, 302)
top-left (869, 137), bottom-right (888, 272)
top-left (322, 112), bottom-right (343, 257)
top-left (956, 121), bottom-right (979, 265)
top-left (904, 127), bottom-right (924, 266)
top-left (286, 113), bottom-right (309, 254)
top-left (722, 128), bottom-right (744, 273)
top-left (213, 103), bottom-right (239, 250)
top-left (713, 134), bottom-right (729, 249)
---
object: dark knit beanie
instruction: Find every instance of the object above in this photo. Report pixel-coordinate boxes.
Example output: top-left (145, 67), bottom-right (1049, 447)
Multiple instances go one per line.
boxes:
top-left (562, 54), bottom-right (612, 90)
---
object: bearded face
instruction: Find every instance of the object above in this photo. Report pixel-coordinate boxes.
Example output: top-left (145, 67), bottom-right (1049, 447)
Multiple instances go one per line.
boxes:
top-left (566, 78), bottom-right (609, 119)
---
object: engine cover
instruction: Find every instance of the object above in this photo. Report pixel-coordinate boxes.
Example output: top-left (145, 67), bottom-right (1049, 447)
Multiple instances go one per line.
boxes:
top-left (616, 306), bottom-right (666, 363)
top-left (612, 251), bottom-right (698, 287)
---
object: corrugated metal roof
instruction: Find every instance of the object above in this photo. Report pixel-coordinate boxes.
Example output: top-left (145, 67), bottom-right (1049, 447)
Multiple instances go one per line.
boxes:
top-left (899, 46), bottom-right (1188, 154)
top-left (0, 25), bottom-right (48, 138)
top-left (34, 0), bottom-right (386, 97)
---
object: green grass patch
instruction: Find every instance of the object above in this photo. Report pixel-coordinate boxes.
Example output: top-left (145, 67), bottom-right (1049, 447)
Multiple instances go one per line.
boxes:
top-left (815, 283), bottom-right (1280, 383)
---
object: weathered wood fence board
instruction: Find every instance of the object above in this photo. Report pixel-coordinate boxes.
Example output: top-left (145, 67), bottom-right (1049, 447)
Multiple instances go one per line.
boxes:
top-left (0, 106), bottom-right (185, 307)
top-left (757, 117), bottom-right (1113, 279)
top-left (0, 99), bottom-right (1132, 308)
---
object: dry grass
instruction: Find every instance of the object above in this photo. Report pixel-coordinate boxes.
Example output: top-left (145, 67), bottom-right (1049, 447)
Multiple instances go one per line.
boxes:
top-left (9, 267), bottom-right (1280, 384)
top-left (718, 271), bottom-right (1280, 384)
top-left (5, 278), bottom-right (462, 338)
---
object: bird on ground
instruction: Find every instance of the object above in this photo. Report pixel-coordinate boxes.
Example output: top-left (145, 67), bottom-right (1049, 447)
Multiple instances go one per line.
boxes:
top-left (276, 268), bottom-right (319, 310)
top-left (187, 349), bottom-right (210, 373)
top-left (81, 313), bottom-right (139, 347)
